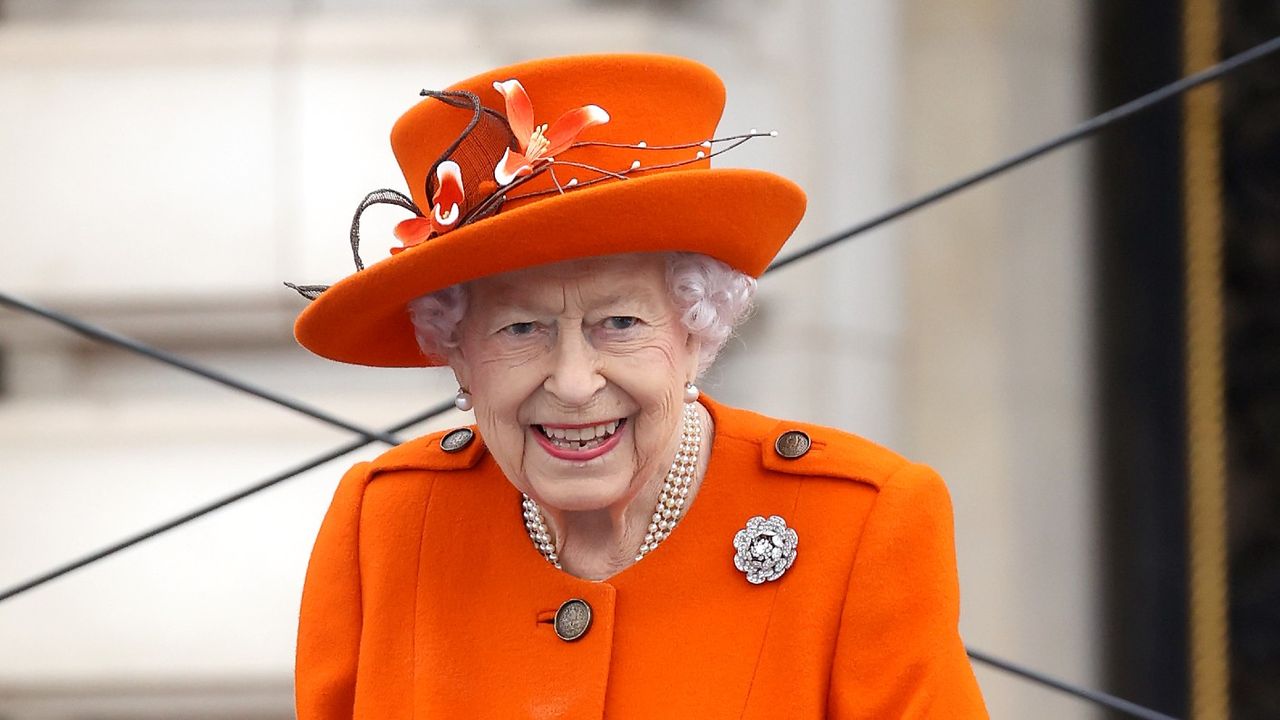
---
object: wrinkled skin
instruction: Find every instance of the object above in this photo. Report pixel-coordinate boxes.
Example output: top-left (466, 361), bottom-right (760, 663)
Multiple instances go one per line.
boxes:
top-left (449, 254), bottom-right (712, 579)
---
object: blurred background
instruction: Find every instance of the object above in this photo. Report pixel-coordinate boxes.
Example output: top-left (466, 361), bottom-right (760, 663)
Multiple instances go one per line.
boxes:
top-left (0, 0), bottom-right (1275, 718)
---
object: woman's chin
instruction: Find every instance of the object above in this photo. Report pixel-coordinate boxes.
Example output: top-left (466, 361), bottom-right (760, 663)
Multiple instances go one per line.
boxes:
top-left (524, 473), bottom-right (634, 514)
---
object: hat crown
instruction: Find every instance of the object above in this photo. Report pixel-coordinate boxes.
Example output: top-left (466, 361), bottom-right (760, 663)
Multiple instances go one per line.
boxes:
top-left (390, 54), bottom-right (727, 219)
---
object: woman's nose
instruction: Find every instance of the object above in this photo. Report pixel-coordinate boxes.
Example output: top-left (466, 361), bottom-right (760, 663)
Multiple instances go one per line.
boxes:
top-left (543, 329), bottom-right (605, 405)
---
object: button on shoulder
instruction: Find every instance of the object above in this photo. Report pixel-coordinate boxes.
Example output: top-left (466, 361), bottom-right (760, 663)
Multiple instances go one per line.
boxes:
top-left (773, 429), bottom-right (812, 459)
top-left (366, 425), bottom-right (487, 473)
top-left (440, 427), bottom-right (475, 453)
top-left (756, 418), bottom-right (909, 490)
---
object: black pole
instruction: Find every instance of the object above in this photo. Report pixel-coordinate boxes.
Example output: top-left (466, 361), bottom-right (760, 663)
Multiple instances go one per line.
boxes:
top-left (1092, 1), bottom-right (1190, 717)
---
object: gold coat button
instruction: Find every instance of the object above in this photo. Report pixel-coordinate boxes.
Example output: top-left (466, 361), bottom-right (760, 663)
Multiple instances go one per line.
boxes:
top-left (440, 428), bottom-right (475, 453)
top-left (774, 430), bottom-right (811, 459)
top-left (554, 598), bottom-right (593, 642)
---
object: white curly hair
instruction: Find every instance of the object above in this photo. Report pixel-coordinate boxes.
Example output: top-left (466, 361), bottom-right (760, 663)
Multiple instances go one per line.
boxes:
top-left (407, 252), bottom-right (756, 375)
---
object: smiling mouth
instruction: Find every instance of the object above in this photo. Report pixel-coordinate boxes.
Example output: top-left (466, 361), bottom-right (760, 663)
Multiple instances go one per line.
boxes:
top-left (534, 418), bottom-right (626, 452)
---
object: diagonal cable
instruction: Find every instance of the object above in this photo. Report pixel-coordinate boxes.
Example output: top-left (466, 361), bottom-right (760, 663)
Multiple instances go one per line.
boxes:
top-left (0, 291), bottom-right (402, 447)
top-left (966, 648), bottom-right (1181, 720)
top-left (0, 399), bottom-right (453, 604)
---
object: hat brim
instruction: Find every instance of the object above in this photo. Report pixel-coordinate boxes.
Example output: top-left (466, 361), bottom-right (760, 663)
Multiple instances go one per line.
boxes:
top-left (294, 167), bottom-right (806, 367)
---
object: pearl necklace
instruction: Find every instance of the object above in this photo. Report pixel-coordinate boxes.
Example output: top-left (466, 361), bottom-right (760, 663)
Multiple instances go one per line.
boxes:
top-left (522, 402), bottom-right (703, 569)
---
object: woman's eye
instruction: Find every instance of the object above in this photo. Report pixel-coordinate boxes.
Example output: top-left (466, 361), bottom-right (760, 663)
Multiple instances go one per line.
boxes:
top-left (604, 316), bottom-right (639, 330)
top-left (502, 322), bottom-right (538, 336)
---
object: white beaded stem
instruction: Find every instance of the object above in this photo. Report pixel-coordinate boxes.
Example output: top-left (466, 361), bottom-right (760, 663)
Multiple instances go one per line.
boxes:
top-left (522, 402), bottom-right (702, 568)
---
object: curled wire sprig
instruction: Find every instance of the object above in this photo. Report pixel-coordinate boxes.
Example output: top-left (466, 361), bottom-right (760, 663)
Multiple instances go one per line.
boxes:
top-left (503, 130), bottom-right (771, 203)
top-left (571, 129), bottom-right (778, 151)
top-left (544, 159), bottom-right (631, 182)
top-left (288, 89), bottom-right (515, 299)
top-left (348, 189), bottom-right (420, 272)
top-left (283, 283), bottom-right (331, 300)
top-left (285, 186), bottom-right (420, 300)
top-left (456, 129), bottom-right (772, 223)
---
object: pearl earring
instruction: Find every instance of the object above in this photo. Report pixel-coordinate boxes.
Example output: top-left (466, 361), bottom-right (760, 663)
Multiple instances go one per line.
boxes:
top-left (454, 387), bottom-right (473, 412)
top-left (683, 381), bottom-right (700, 403)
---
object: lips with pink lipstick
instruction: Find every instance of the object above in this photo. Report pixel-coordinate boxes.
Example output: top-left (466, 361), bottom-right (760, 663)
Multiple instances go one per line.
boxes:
top-left (532, 418), bottom-right (627, 461)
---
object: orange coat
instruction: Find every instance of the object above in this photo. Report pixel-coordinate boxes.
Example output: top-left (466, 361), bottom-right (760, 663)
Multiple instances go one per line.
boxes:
top-left (295, 397), bottom-right (989, 719)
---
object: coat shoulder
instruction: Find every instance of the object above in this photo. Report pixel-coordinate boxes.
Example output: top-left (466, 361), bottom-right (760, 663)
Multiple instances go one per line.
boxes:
top-left (709, 399), bottom-right (911, 491)
top-left (364, 423), bottom-right (488, 475)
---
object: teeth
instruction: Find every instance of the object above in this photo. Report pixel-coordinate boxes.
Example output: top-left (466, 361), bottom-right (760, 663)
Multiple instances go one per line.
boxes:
top-left (539, 420), bottom-right (622, 444)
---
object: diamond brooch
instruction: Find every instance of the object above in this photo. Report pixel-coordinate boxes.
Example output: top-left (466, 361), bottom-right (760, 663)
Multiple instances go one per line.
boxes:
top-left (733, 515), bottom-right (798, 584)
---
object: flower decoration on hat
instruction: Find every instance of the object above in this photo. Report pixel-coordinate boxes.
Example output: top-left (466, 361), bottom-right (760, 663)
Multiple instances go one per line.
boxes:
top-left (285, 78), bottom-right (780, 301)
top-left (391, 160), bottom-right (465, 255)
top-left (492, 79), bottom-right (610, 186)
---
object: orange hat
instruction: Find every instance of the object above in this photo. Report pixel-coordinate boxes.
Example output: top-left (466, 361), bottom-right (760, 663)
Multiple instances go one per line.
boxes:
top-left (291, 53), bottom-right (807, 367)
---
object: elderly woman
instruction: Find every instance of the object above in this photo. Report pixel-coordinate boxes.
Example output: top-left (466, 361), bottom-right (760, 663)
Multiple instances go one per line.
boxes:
top-left (291, 54), bottom-right (987, 718)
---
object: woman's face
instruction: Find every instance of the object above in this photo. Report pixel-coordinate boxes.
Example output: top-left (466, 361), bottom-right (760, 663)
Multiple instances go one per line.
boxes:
top-left (450, 254), bottom-right (700, 514)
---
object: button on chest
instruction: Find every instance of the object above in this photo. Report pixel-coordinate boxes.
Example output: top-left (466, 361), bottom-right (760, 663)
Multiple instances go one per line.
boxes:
top-left (554, 598), bottom-right (593, 641)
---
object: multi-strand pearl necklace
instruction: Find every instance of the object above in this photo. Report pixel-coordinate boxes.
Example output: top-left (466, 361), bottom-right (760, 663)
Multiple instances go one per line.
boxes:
top-left (522, 402), bottom-right (703, 569)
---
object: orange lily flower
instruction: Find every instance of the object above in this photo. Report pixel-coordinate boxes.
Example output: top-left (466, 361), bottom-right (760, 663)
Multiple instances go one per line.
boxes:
top-left (492, 79), bottom-right (609, 186)
top-left (392, 160), bottom-right (465, 254)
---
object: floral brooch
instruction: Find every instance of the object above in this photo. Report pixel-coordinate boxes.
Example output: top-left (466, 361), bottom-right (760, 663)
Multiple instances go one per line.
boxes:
top-left (733, 515), bottom-right (799, 584)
